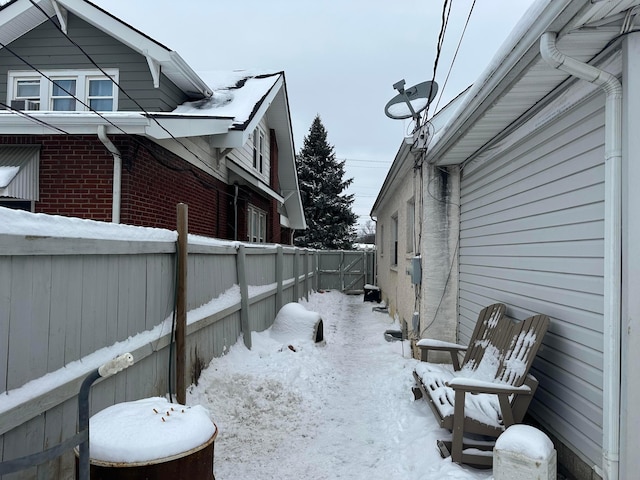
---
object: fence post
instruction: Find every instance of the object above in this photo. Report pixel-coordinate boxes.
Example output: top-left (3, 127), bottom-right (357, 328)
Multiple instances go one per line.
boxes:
top-left (276, 245), bottom-right (284, 313)
top-left (293, 249), bottom-right (300, 301)
top-left (304, 250), bottom-right (310, 301)
top-left (236, 244), bottom-right (251, 349)
top-left (176, 203), bottom-right (188, 405)
top-left (314, 251), bottom-right (319, 291)
top-left (340, 250), bottom-right (345, 291)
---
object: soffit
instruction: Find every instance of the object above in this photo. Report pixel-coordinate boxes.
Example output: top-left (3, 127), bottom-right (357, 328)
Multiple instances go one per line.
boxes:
top-left (429, 0), bottom-right (639, 166)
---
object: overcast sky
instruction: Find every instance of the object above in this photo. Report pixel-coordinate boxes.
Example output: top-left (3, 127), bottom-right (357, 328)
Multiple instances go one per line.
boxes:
top-left (93, 0), bottom-right (538, 229)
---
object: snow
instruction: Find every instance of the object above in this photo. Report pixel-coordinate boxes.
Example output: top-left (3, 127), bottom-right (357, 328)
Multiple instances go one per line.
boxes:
top-left (0, 206), bottom-right (176, 241)
top-left (187, 291), bottom-right (497, 479)
top-left (416, 338), bottom-right (468, 350)
top-left (89, 397), bottom-right (216, 464)
top-left (174, 72), bottom-right (280, 127)
top-left (0, 165), bottom-right (19, 188)
top-left (0, 209), bottom-right (550, 477)
top-left (495, 425), bottom-right (554, 460)
top-left (269, 302), bottom-right (322, 343)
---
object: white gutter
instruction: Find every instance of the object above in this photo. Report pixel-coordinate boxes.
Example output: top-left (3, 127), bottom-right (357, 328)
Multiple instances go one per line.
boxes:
top-left (540, 32), bottom-right (622, 480)
top-left (97, 125), bottom-right (122, 224)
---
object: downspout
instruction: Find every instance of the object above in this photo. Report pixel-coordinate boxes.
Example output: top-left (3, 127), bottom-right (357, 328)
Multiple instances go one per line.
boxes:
top-left (97, 125), bottom-right (122, 223)
top-left (540, 32), bottom-right (622, 480)
top-left (233, 182), bottom-right (239, 241)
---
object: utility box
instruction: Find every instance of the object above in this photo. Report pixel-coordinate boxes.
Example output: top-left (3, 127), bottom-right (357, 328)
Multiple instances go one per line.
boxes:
top-left (411, 256), bottom-right (421, 285)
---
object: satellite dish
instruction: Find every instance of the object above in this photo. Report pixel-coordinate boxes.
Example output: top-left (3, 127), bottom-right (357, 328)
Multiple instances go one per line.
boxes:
top-left (384, 79), bottom-right (438, 123)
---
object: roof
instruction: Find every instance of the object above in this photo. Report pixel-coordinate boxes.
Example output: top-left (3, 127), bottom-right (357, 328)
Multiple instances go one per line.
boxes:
top-left (0, 0), bottom-right (211, 97)
top-left (424, 0), bottom-right (640, 166)
top-left (0, 0), bottom-right (306, 230)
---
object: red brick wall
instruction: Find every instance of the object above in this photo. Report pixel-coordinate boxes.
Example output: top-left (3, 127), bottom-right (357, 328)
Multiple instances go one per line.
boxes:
top-left (1, 135), bottom-right (234, 238)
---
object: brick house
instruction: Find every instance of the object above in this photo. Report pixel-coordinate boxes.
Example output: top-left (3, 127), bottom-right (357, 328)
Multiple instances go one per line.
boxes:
top-left (0, 0), bottom-right (306, 243)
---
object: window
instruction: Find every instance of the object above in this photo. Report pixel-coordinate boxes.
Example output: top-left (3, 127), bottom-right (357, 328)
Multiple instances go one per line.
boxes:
top-left (8, 69), bottom-right (118, 112)
top-left (87, 78), bottom-right (114, 111)
top-left (406, 199), bottom-right (415, 254)
top-left (391, 214), bottom-right (398, 266)
top-left (247, 204), bottom-right (267, 243)
top-left (253, 128), bottom-right (265, 173)
top-left (14, 79), bottom-right (40, 110)
top-left (51, 79), bottom-right (76, 111)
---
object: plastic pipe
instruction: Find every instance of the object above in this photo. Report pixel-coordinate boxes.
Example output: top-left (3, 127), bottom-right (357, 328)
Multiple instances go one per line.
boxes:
top-left (540, 31), bottom-right (622, 480)
top-left (97, 125), bottom-right (122, 223)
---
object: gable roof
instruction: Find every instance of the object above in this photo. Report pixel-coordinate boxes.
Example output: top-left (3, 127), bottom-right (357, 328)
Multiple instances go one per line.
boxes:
top-left (0, 0), bottom-right (211, 97)
top-left (424, 0), bottom-right (640, 166)
top-left (0, 0), bottom-right (306, 230)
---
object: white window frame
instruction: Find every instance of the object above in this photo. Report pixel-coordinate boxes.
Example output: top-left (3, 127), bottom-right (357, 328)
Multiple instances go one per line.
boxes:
top-left (406, 198), bottom-right (415, 254)
top-left (253, 127), bottom-right (265, 173)
top-left (7, 69), bottom-right (119, 112)
top-left (13, 78), bottom-right (41, 110)
top-left (391, 213), bottom-right (398, 267)
top-left (247, 204), bottom-right (267, 243)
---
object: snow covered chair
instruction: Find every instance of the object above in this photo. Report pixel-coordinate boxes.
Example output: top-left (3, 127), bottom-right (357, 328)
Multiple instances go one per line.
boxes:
top-left (414, 303), bottom-right (507, 370)
top-left (413, 313), bottom-right (550, 467)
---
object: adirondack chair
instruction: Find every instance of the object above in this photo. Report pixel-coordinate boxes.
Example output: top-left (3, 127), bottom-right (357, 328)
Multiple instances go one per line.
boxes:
top-left (413, 313), bottom-right (550, 467)
top-left (412, 303), bottom-right (507, 396)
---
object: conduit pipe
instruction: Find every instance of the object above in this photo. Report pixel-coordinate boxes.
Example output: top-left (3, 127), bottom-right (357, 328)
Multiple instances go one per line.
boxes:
top-left (540, 32), bottom-right (622, 480)
top-left (97, 125), bottom-right (122, 223)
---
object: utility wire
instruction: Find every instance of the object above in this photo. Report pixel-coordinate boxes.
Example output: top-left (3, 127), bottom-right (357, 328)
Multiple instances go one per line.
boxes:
top-left (432, 0), bottom-right (477, 114)
top-left (27, 0), bottom-right (226, 175)
top-left (1, 17), bottom-right (246, 202)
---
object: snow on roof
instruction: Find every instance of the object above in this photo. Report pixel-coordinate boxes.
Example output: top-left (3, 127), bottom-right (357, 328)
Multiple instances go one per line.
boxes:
top-left (174, 71), bottom-right (282, 128)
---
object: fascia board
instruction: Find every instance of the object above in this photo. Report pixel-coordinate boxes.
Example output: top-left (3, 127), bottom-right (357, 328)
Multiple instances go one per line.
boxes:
top-left (227, 161), bottom-right (284, 203)
top-left (144, 116), bottom-right (233, 139)
top-left (0, 111), bottom-right (150, 134)
top-left (424, 0), bottom-right (582, 165)
top-left (208, 130), bottom-right (245, 148)
top-left (55, 0), bottom-right (211, 97)
top-left (370, 139), bottom-right (412, 216)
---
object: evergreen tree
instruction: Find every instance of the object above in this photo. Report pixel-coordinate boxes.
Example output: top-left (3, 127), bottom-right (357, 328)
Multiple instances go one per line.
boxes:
top-left (295, 115), bottom-right (358, 249)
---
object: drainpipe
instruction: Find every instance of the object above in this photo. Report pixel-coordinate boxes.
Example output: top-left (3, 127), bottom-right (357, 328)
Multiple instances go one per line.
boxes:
top-left (233, 182), bottom-right (239, 241)
top-left (540, 32), bottom-right (622, 480)
top-left (97, 125), bottom-right (122, 223)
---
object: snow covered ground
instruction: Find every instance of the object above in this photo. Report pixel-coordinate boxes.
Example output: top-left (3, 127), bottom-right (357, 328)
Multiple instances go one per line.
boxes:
top-left (187, 290), bottom-right (495, 480)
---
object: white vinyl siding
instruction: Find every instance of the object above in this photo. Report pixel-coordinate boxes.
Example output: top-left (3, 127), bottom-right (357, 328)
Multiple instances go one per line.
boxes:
top-left (458, 92), bottom-right (605, 468)
top-left (230, 118), bottom-right (270, 183)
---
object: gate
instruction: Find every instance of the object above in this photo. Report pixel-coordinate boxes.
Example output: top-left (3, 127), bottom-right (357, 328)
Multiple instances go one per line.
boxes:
top-left (316, 250), bottom-right (375, 292)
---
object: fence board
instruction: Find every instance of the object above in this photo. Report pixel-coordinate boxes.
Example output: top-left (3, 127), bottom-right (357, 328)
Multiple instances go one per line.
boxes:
top-left (0, 233), bottom-right (375, 479)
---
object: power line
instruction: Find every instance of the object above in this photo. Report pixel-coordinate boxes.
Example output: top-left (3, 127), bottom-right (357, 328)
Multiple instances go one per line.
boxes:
top-left (432, 0), bottom-right (477, 113)
top-left (27, 0), bottom-right (223, 174)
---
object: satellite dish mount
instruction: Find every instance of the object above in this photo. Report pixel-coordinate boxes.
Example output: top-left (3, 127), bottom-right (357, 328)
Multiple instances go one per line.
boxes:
top-left (384, 79), bottom-right (438, 128)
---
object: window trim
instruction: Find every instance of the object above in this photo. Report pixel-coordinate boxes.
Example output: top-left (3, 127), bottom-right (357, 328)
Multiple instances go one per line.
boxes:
top-left (247, 204), bottom-right (267, 243)
top-left (252, 127), bottom-right (265, 173)
top-left (391, 213), bottom-right (399, 267)
top-left (8, 69), bottom-right (119, 112)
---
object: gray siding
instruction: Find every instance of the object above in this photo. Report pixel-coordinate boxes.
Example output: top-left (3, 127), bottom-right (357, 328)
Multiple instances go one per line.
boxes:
top-left (0, 15), bottom-right (189, 112)
top-left (458, 93), bottom-right (605, 468)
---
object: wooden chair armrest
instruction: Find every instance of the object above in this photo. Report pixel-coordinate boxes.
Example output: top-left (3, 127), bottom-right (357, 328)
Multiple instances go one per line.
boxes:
top-left (447, 378), bottom-right (532, 395)
top-left (416, 339), bottom-right (467, 369)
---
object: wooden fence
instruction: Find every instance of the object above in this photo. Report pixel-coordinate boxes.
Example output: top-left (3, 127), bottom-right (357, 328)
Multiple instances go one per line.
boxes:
top-left (0, 230), bottom-right (374, 479)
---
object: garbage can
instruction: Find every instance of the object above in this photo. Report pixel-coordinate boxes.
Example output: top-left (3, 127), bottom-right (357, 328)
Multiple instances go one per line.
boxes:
top-left (78, 397), bottom-right (217, 480)
top-left (363, 284), bottom-right (381, 303)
